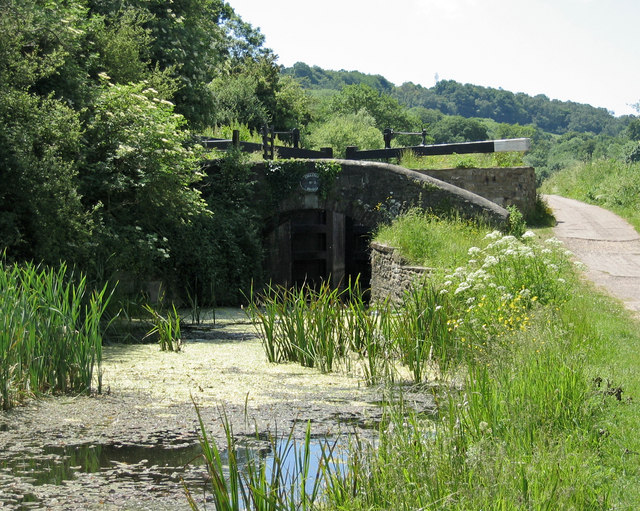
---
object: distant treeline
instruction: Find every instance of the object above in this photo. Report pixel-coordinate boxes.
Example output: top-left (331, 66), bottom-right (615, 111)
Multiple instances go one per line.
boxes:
top-left (283, 62), bottom-right (632, 136)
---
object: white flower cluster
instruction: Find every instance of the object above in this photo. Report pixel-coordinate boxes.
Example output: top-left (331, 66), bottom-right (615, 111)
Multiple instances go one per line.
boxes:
top-left (438, 231), bottom-right (574, 304)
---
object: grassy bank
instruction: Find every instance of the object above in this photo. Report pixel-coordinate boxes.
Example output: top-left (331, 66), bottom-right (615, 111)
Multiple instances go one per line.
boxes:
top-left (190, 211), bottom-right (640, 509)
top-left (541, 158), bottom-right (640, 231)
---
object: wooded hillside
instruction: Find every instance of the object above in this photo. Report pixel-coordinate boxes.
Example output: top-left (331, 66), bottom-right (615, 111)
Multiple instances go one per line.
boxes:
top-left (283, 62), bottom-right (629, 135)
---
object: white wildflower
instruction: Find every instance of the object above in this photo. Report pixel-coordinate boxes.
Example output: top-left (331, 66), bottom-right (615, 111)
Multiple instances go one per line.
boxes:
top-left (482, 255), bottom-right (498, 268)
top-left (468, 246), bottom-right (482, 256)
top-left (520, 247), bottom-right (535, 258)
top-left (455, 282), bottom-right (472, 294)
top-left (522, 230), bottom-right (536, 239)
top-left (116, 144), bottom-right (135, 155)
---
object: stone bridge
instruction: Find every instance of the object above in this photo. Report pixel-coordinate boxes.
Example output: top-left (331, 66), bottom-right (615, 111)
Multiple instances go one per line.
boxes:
top-left (240, 159), bottom-right (531, 289)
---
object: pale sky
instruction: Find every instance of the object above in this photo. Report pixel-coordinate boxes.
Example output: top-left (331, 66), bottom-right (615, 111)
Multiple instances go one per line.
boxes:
top-left (227, 0), bottom-right (640, 117)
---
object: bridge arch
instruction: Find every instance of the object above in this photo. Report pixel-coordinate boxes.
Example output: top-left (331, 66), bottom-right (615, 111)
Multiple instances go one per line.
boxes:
top-left (252, 159), bottom-right (508, 289)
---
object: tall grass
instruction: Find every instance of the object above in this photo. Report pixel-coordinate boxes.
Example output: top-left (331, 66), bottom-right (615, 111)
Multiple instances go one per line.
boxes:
top-left (0, 260), bottom-right (110, 409)
top-left (541, 158), bottom-right (640, 231)
top-left (318, 226), bottom-right (613, 509)
top-left (397, 149), bottom-right (525, 170)
top-left (374, 208), bottom-right (488, 269)
top-left (393, 283), bottom-right (455, 380)
top-left (249, 222), bottom-right (577, 386)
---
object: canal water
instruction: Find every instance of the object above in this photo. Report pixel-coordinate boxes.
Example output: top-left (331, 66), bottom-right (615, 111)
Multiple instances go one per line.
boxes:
top-left (0, 434), bottom-right (345, 510)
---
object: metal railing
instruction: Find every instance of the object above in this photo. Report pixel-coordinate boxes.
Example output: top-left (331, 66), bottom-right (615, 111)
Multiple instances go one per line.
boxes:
top-left (383, 128), bottom-right (429, 148)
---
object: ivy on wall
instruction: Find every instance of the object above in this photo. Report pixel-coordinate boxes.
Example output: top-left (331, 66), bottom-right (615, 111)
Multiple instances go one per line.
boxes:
top-left (315, 160), bottom-right (342, 199)
top-left (264, 159), bottom-right (342, 203)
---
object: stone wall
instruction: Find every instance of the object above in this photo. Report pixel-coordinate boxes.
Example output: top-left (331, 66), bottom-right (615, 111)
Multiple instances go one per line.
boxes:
top-left (415, 166), bottom-right (536, 215)
top-left (370, 242), bottom-right (430, 305)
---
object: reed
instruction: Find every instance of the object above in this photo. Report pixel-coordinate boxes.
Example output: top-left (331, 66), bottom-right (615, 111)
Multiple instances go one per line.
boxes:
top-left (344, 283), bottom-right (394, 385)
top-left (392, 282), bottom-right (455, 382)
top-left (143, 303), bottom-right (183, 351)
top-left (186, 404), bottom-right (332, 511)
top-left (0, 260), bottom-right (110, 409)
top-left (249, 282), bottom-right (349, 372)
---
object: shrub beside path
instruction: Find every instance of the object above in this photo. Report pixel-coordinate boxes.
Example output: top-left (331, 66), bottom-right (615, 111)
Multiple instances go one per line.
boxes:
top-left (544, 194), bottom-right (640, 314)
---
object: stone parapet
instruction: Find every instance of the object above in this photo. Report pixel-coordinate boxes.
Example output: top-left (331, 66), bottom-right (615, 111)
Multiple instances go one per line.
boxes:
top-left (370, 242), bottom-right (430, 305)
top-left (415, 166), bottom-right (536, 215)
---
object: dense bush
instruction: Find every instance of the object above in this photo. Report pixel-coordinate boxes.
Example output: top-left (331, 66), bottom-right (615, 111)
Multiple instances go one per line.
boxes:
top-left (171, 148), bottom-right (263, 305)
top-left (81, 81), bottom-right (207, 282)
top-left (0, 0), bottom-right (281, 302)
top-left (0, 90), bottom-right (89, 265)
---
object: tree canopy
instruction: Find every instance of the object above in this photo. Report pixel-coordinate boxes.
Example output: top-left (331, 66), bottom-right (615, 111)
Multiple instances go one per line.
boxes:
top-left (0, 0), bottom-right (284, 300)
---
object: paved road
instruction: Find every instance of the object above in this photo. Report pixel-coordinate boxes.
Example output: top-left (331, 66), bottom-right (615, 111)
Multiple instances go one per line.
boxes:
top-left (544, 194), bottom-right (640, 314)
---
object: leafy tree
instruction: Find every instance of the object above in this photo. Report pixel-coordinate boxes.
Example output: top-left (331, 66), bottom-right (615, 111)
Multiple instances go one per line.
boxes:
top-left (307, 110), bottom-right (383, 157)
top-left (86, 0), bottom-right (273, 128)
top-left (273, 75), bottom-right (311, 129)
top-left (0, 0), bottom-right (98, 106)
top-left (208, 72), bottom-right (269, 128)
top-left (92, 7), bottom-right (154, 85)
top-left (429, 116), bottom-right (488, 143)
top-left (0, 89), bottom-right (89, 265)
top-left (328, 84), bottom-right (419, 131)
top-left (284, 62), bottom-right (394, 92)
top-left (626, 118), bottom-right (640, 141)
top-left (82, 81), bottom-right (207, 279)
